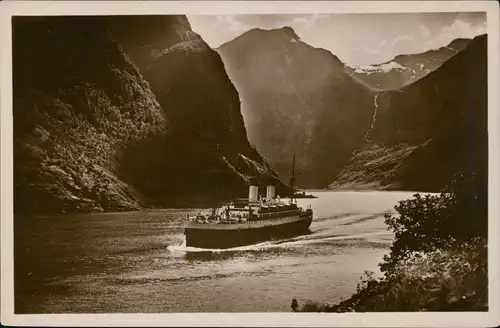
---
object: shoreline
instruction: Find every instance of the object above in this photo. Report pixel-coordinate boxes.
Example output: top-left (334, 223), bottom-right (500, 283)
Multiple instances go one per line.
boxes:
top-left (15, 189), bottom-right (437, 217)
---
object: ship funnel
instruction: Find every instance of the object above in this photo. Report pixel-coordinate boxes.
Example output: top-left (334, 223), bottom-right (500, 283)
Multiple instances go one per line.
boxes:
top-left (248, 185), bottom-right (258, 202)
top-left (266, 185), bottom-right (275, 201)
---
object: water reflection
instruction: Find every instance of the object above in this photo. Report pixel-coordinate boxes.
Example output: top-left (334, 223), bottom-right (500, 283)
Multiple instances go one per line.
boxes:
top-left (15, 191), bottom-right (420, 313)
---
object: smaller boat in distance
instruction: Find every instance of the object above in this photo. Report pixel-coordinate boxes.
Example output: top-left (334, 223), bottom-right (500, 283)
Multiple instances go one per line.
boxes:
top-left (293, 191), bottom-right (318, 199)
top-left (183, 154), bottom-right (313, 249)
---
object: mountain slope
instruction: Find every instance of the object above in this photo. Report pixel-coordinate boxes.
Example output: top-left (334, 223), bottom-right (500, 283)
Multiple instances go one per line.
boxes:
top-left (344, 38), bottom-right (471, 91)
top-left (13, 16), bottom-right (285, 214)
top-left (104, 16), bottom-right (286, 203)
top-left (331, 34), bottom-right (487, 191)
top-left (217, 27), bottom-right (375, 188)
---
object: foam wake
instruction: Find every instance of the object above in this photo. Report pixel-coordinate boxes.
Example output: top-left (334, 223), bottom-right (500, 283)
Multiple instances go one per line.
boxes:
top-left (167, 239), bottom-right (275, 253)
top-left (167, 229), bottom-right (392, 254)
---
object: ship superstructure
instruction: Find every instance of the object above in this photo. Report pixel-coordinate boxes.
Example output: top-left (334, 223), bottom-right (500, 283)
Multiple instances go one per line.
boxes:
top-left (189, 185), bottom-right (308, 224)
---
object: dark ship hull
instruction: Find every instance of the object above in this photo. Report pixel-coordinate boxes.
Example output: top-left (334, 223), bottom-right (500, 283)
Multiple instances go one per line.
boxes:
top-left (184, 214), bottom-right (313, 249)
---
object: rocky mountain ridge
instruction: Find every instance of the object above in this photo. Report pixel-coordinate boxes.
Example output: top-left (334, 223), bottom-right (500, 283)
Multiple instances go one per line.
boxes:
top-left (344, 38), bottom-right (471, 91)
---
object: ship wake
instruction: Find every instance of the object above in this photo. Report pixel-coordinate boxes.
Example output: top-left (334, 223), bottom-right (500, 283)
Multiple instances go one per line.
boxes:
top-left (167, 239), bottom-right (277, 254)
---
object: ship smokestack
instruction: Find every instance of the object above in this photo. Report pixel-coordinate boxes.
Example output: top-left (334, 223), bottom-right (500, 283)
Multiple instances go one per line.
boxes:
top-left (248, 184), bottom-right (258, 202)
top-left (266, 185), bottom-right (275, 201)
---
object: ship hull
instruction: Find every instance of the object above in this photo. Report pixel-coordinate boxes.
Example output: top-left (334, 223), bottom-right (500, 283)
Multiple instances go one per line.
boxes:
top-left (184, 215), bottom-right (313, 249)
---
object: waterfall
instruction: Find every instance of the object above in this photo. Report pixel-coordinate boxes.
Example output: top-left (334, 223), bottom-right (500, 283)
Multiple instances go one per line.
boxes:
top-left (364, 93), bottom-right (380, 143)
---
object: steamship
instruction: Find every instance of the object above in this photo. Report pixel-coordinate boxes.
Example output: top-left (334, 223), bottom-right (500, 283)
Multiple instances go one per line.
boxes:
top-left (183, 155), bottom-right (313, 249)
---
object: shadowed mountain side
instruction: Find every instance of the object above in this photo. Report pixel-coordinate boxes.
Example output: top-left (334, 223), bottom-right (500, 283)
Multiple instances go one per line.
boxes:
top-left (217, 27), bottom-right (375, 188)
top-left (344, 38), bottom-right (471, 91)
top-left (13, 17), bottom-right (167, 213)
top-left (331, 34), bottom-right (487, 191)
top-left (372, 34), bottom-right (487, 147)
top-left (13, 16), bottom-right (287, 214)
top-left (106, 16), bottom-right (287, 203)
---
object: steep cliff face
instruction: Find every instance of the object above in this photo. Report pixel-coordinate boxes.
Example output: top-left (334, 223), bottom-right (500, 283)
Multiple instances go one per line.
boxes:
top-left (217, 27), bottom-right (375, 188)
top-left (105, 16), bottom-right (285, 203)
top-left (13, 16), bottom-right (285, 214)
top-left (387, 34), bottom-right (488, 191)
top-left (331, 34), bottom-right (487, 191)
top-left (13, 17), bottom-right (167, 213)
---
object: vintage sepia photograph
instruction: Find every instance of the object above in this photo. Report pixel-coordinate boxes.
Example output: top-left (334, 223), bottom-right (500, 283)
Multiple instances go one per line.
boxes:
top-left (1, 1), bottom-right (499, 327)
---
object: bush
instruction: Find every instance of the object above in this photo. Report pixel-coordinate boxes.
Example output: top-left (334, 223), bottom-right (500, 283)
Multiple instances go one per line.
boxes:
top-left (381, 170), bottom-right (487, 274)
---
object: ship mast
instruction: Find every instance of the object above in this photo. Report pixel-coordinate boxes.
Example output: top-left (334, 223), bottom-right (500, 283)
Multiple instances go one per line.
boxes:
top-left (290, 152), bottom-right (296, 202)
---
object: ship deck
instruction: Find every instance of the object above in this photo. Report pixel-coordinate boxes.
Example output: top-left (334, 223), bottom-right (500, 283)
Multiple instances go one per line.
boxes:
top-left (184, 215), bottom-right (309, 231)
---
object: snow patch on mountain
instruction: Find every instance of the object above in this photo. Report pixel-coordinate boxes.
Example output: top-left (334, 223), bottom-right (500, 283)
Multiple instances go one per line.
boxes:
top-left (410, 68), bottom-right (417, 79)
top-left (348, 61), bottom-right (407, 74)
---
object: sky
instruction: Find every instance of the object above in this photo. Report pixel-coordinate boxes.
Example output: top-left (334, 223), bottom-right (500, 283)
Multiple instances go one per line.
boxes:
top-left (188, 12), bottom-right (486, 65)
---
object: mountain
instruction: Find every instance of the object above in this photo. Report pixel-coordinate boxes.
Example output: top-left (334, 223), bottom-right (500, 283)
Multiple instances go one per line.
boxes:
top-left (13, 16), bottom-right (286, 214)
top-left (344, 38), bottom-right (471, 91)
top-left (331, 34), bottom-right (487, 191)
top-left (217, 27), bottom-right (375, 188)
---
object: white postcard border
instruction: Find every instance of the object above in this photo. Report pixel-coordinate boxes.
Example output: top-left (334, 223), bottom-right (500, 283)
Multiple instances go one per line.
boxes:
top-left (1, 1), bottom-right (499, 327)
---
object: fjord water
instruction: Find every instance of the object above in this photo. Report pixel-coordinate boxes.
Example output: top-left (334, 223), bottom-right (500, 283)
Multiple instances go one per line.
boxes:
top-left (15, 190), bottom-right (420, 313)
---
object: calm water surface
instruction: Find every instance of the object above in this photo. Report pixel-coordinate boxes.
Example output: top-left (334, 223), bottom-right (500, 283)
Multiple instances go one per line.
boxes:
top-left (15, 191), bottom-right (420, 313)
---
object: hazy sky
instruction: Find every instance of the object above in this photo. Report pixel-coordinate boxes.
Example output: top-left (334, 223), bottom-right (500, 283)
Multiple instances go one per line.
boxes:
top-left (188, 12), bottom-right (486, 65)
